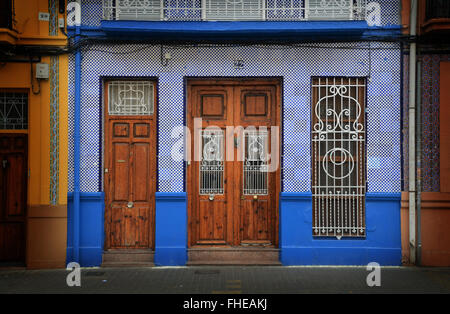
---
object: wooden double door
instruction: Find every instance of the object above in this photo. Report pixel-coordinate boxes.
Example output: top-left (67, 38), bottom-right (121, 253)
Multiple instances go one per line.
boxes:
top-left (0, 134), bottom-right (27, 262)
top-left (187, 79), bottom-right (281, 247)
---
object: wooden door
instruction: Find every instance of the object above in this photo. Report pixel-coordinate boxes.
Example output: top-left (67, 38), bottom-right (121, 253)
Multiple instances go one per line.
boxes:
top-left (188, 79), bottom-right (280, 248)
top-left (0, 134), bottom-right (27, 262)
top-left (104, 81), bottom-right (156, 250)
top-left (235, 85), bottom-right (279, 246)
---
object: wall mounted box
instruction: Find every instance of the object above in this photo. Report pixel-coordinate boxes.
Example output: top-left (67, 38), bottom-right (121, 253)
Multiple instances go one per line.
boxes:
top-left (36, 63), bottom-right (49, 79)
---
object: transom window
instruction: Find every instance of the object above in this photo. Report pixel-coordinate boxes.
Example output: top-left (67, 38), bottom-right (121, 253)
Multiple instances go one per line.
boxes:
top-left (0, 92), bottom-right (28, 130)
top-left (311, 77), bottom-right (366, 238)
top-left (108, 81), bottom-right (154, 115)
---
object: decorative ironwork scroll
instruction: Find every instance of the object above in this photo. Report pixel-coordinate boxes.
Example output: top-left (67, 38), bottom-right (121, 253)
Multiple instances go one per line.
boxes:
top-left (200, 129), bottom-right (224, 195)
top-left (243, 130), bottom-right (268, 195)
top-left (108, 81), bottom-right (154, 115)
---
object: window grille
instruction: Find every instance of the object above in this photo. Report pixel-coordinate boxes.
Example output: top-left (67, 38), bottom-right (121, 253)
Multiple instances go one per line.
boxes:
top-left (308, 0), bottom-right (359, 20)
top-left (311, 77), bottom-right (366, 238)
top-left (103, 0), bottom-right (162, 21)
top-left (243, 130), bottom-right (268, 195)
top-left (108, 81), bottom-right (154, 115)
top-left (205, 0), bottom-right (264, 20)
top-left (0, 92), bottom-right (28, 130)
top-left (200, 129), bottom-right (224, 195)
top-left (102, 0), bottom-right (367, 21)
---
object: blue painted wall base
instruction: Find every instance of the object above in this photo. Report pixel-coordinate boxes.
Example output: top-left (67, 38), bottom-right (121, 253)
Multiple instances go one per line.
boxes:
top-left (280, 192), bottom-right (402, 265)
top-left (67, 192), bottom-right (105, 267)
top-left (154, 192), bottom-right (187, 266)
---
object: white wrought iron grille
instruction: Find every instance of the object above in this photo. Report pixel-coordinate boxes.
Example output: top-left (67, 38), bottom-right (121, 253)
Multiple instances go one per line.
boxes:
top-left (102, 0), bottom-right (367, 21)
top-left (0, 92), bottom-right (28, 129)
top-left (103, 0), bottom-right (162, 20)
top-left (206, 0), bottom-right (264, 20)
top-left (308, 0), bottom-right (361, 20)
top-left (311, 77), bottom-right (366, 238)
top-left (200, 129), bottom-right (224, 195)
top-left (108, 81), bottom-right (154, 115)
top-left (243, 130), bottom-right (268, 195)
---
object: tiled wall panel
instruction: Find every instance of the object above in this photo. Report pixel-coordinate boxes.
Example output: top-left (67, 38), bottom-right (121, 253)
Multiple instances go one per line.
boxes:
top-left (68, 43), bottom-right (402, 193)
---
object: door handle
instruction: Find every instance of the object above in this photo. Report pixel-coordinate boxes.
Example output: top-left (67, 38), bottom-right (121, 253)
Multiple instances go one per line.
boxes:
top-left (2, 160), bottom-right (7, 168)
top-left (127, 201), bottom-right (134, 208)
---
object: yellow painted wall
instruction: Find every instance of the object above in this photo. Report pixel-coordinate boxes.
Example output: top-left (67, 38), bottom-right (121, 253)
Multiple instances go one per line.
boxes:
top-left (0, 0), bottom-right (68, 268)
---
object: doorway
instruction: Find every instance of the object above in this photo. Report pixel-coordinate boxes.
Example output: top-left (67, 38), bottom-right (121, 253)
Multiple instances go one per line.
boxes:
top-left (187, 78), bottom-right (281, 263)
top-left (104, 81), bottom-right (157, 252)
top-left (0, 134), bottom-right (27, 264)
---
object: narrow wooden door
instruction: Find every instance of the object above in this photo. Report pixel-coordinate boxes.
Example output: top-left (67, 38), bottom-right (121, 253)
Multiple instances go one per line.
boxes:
top-left (104, 81), bottom-right (156, 250)
top-left (235, 85), bottom-right (278, 246)
top-left (188, 79), bottom-right (280, 248)
top-left (190, 84), bottom-right (235, 246)
top-left (0, 134), bottom-right (27, 262)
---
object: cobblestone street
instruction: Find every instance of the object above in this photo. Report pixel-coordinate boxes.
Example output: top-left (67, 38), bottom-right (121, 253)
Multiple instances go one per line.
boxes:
top-left (0, 266), bottom-right (449, 294)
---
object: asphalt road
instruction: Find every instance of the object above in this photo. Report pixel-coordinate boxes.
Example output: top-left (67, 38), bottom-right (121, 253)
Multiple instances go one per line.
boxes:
top-left (0, 266), bottom-right (449, 294)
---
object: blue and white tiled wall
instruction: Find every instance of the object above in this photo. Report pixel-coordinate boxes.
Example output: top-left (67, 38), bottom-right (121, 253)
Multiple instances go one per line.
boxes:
top-left (68, 42), bottom-right (402, 194)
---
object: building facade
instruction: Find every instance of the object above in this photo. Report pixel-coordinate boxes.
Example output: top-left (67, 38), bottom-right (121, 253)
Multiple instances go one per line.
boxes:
top-left (67, 0), bottom-right (404, 267)
top-left (0, 0), bottom-right (68, 268)
top-left (401, 0), bottom-right (450, 266)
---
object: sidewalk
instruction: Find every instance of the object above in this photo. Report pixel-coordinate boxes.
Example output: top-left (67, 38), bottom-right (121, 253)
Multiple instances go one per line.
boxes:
top-left (0, 266), bottom-right (449, 294)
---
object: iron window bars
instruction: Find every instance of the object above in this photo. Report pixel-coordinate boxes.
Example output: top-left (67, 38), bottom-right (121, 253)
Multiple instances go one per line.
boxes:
top-left (103, 0), bottom-right (367, 21)
top-left (108, 81), bottom-right (154, 115)
top-left (311, 77), bottom-right (366, 238)
top-left (0, 92), bottom-right (28, 130)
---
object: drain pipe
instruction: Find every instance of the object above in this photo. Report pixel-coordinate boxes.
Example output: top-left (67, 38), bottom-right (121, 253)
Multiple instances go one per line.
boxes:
top-left (73, 19), bottom-right (81, 264)
top-left (408, 0), bottom-right (418, 265)
top-left (416, 58), bottom-right (422, 266)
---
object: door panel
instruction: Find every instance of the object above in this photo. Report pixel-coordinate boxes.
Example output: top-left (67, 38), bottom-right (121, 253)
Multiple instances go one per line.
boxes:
top-left (133, 143), bottom-right (150, 202)
top-left (197, 199), bottom-right (227, 244)
top-left (241, 199), bottom-right (270, 242)
top-left (0, 134), bottom-right (27, 262)
top-left (188, 80), bottom-right (280, 248)
top-left (112, 142), bottom-right (130, 201)
top-left (5, 154), bottom-right (26, 216)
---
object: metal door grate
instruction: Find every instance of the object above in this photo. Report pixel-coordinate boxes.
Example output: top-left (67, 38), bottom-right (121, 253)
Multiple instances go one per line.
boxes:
top-left (243, 130), bottom-right (268, 195)
top-left (311, 77), bottom-right (366, 238)
top-left (200, 129), bottom-right (224, 195)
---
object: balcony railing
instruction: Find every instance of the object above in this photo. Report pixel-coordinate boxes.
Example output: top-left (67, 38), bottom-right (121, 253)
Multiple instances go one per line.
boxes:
top-left (102, 0), bottom-right (367, 22)
top-left (426, 0), bottom-right (450, 20)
